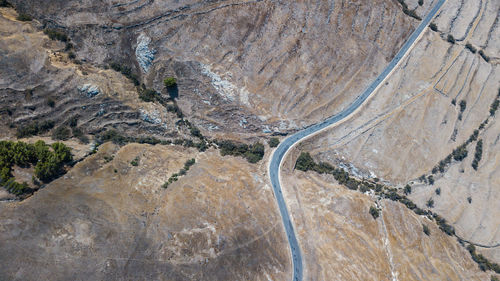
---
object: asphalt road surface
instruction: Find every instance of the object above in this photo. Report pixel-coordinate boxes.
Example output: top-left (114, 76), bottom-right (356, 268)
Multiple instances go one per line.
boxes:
top-left (268, 1), bottom-right (446, 280)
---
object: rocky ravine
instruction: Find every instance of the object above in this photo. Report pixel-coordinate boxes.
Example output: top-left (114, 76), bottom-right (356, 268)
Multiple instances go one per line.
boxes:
top-left (7, 0), bottom-right (425, 137)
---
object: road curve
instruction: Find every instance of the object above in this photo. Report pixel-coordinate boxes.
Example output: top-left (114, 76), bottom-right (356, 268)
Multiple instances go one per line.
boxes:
top-left (268, 1), bottom-right (446, 280)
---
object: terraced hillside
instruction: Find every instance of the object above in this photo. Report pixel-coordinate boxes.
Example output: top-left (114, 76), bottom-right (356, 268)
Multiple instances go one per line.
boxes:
top-left (8, 0), bottom-right (425, 136)
top-left (301, 0), bottom-right (500, 266)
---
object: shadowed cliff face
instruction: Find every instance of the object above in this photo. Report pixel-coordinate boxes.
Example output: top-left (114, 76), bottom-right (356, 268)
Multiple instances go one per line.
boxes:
top-left (0, 143), bottom-right (290, 280)
top-left (8, 0), bottom-right (419, 136)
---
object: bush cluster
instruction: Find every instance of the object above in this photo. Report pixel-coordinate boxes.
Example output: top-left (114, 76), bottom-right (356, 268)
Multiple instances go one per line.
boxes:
top-left (429, 22), bottom-right (438, 32)
top-left (0, 140), bottom-right (72, 195)
top-left (490, 97), bottom-right (499, 116)
top-left (269, 137), bottom-right (280, 148)
top-left (423, 224), bottom-right (430, 236)
top-left (447, 34), bottom-right (455, 44)
top-left (162, 158), bottom-right (195, 189)
top-left (369, 206), bottom-right (380, 219)
top-left (465, 43), bottom-right (477, 54)
top-left (16, 120), bottom-right (55, 138)
top-left (138, 88), bottom-right (159, 103)
top-left (43, 29), bottom-right (69, 42)
top-left (217, 140), bottom-right (264, 163)
top-left (467, 244), bottom-right (500, 273)
top-left (294, 151), bottom-right (460, 241)
top-left (479, 50), bottom-right (490, 62)
top-left (472, 139), bottom-right (483, 170)
top-left (164, 77), bottom-right (177, 88)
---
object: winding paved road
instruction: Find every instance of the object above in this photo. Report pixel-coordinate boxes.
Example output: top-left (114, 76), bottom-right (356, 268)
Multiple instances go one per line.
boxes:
top-left (268, 1), bottom-right (446, 280)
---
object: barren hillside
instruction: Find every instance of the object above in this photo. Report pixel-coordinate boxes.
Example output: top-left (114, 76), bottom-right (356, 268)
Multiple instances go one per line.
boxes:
top-left (1, 0), bottom-right (499, 280)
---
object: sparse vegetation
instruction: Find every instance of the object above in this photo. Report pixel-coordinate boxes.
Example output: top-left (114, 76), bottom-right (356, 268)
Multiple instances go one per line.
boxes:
top-left (472, 139), bottom-right (483, 170)
top-left (139, 88), bottom-right (159, 102)
top-left (109, 62), bottom-right (140, 86)
top-left (369, 206), bottom-right (380, 219)
top-left (16, 120), bottom-right (55, 138)
top-left (162, 158), bottom-right (196, 189)
top-left (467, 244), bottom-right (500, 273)
top-left (492, 276), bottom-right (500, 281)
top-left (395, 0), bottom-right (421, 20)
top-left (52, 126), bottom-right (71, 141)
top-left (269, 137), bottom-right (280, 148)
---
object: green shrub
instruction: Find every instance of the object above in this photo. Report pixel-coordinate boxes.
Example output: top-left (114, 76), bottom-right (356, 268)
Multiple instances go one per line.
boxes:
top-left (467, 196), bottom-right (472, 204)
top-left (427, 175), bottom-right (434, 185)
top-left (218, 140), bottom-right (265, 163)
top-left (423, 224), bottom-right (430, 235)
top-left (472, 139), bottom-right (483, 170)
top-left (465, 43), bottom-right (477, 54)
top-left (130, 156), bottom-right (139, 166)
top-left (164, 77), bottom-right (177, 88)
top-left (16, 120), bottom-right (55, 138)
top-left (447, 34), bottom-right (455, 44)
top-left (479, 50), bottom-right (490, 62)
top-left (492, 276), bottom-right (500, 281)
top-left (295, 152), bottom-right (315, 171)
top-left (426, 198), bottom-right (434, 208)
top-left (490, 99), bottom-right (499, 116)
top-left (71, 127), bottom-right (89, 144)
top-left (459, 100), bottom-right (466, 112)
top-left (429, 22), bottom-right (438, 32)
top-left (418, 0), bottom-right (423, 6)
top-left (404, 184), bottom-right (412, 195)
top-left (269, 137), bottom-right (280, 148)
top-left (435, 187), bottom-right (441, 195)
top-left (452, 145), bottom-right (468, 161)
top-left (369, 206), bottom-right (380, 219)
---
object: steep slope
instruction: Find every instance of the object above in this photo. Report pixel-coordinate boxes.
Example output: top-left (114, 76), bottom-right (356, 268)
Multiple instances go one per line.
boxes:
top-left (0, 143), bottom-right (290, 280)
top-left (7, 0), bottom-right (421, 136)
top-left (302, 0), bottom-right (500, 264)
